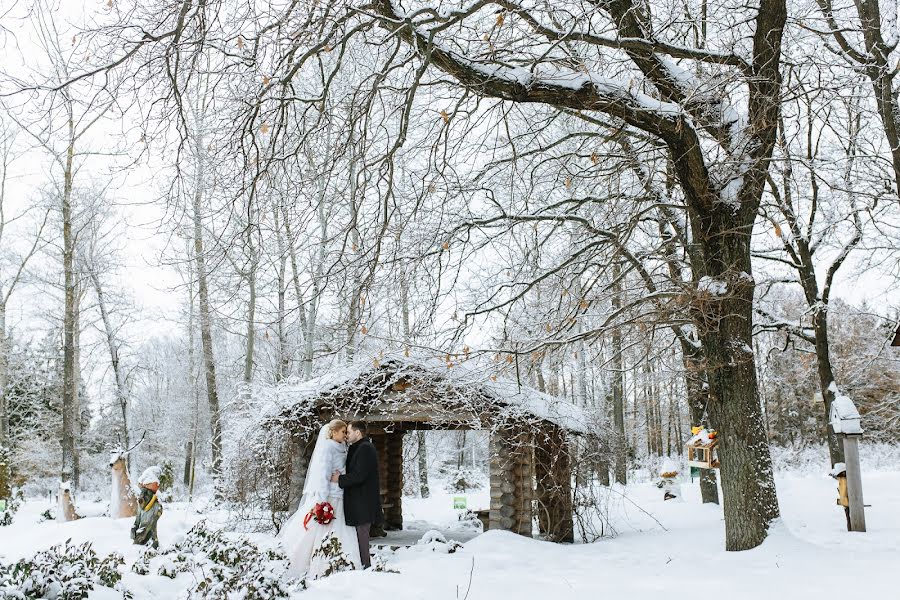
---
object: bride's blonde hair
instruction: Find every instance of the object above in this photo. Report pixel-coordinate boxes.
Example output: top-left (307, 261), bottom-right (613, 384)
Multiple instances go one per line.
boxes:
top-left (326, 419), bottom-right (348, 439)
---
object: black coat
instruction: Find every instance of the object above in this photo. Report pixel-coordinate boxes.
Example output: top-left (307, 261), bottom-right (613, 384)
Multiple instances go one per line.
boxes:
top-left (338, 437), bottom-right (384, 527)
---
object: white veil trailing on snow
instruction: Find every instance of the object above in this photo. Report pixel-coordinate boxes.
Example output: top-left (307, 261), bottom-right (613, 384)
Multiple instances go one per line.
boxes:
top-left (279, 424), bottom-right (331, 540)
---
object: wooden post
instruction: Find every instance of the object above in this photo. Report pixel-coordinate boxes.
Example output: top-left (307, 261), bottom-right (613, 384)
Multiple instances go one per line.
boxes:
top-left (842, 434), bottom-right (866, 532)
top-left (385, 431), bottom-right (404, 530)
top-left (370, 431), bottom-right (388, 537)
top-left (489, 427), bottom-right (516, 532)
top-left (515, 431), bottom-right (534, 537)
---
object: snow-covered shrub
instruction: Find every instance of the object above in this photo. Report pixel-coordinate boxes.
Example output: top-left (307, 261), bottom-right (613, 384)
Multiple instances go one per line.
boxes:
top-left (456, 509), bottom-right (484, 531)
top-left (440, 466), bottom-right (485, 493)
top-left (133, 520), bottom-right (292, 599)
top-left (0, 540), bottom-right (124, 599)
top-left (174, 520), bottom-right (285, 566)
top-left (414, 530), bottom-right (463, 554)
top-left (159, 460), bottom-right (175, 493)
top-left (189, 562), bottom-right (294, 600)
top-left (131, 547), bottom-right (157, 575)
top-left (0, 488), bottom-right (23, 526)
top-left (310, 532), bottom-right (357, 578)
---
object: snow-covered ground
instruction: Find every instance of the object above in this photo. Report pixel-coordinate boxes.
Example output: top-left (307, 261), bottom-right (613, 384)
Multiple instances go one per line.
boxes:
top-left (1, 470), bottom-right (896, 598)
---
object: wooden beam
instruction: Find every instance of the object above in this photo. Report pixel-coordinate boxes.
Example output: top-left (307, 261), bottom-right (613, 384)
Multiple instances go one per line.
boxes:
top-left (843, 435), bottom-right (867, 532)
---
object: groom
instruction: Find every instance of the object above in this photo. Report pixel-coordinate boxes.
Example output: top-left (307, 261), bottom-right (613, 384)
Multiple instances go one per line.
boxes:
top-left (331, 420), bottom-right (383, 569)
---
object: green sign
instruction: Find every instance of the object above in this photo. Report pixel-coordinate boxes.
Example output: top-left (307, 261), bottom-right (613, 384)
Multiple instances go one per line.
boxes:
top-left (690, 466), bottom-right (700, 479)
top-left (0, 499), bottom-right (6, 512)
top-left (453, 496), bottom-right (467, 509)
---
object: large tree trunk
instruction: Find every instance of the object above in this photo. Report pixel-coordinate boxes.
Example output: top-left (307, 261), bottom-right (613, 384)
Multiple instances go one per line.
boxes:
top-left (811, 309), bottom-right (844, 465)
top-left (693, 226), bottom-right (779, 550)
top-left (682, 345), bottom-right (719, 504)
top-left (60, 111), bottom-right (78, 488)
top-left (186, 259), bottom-right (199, 497)
top-left (190, 148), bottom-right (223, 481)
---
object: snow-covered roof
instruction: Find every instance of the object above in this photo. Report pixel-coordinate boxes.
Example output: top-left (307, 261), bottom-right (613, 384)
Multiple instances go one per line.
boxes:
top-left (829, 393), bottom-right (863, 435)
top-left (261, 351), bottom-right (594, 434)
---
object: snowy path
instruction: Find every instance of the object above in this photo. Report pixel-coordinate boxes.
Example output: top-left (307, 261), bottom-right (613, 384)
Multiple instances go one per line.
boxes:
top-left (1, 472), bottom-right (896, 598)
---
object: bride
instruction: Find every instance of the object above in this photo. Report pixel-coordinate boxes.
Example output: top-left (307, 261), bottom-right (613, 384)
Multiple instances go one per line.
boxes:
top-left (281, 419), bottom-right (362, 578)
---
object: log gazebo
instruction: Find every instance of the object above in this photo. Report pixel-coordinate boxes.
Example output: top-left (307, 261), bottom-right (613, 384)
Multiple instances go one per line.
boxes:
top-left (251, 354), bottom-right (594, 543)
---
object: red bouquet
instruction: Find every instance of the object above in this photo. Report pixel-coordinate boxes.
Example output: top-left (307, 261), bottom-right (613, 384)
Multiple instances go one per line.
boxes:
top-left (303, 501), bottom-right (335, 529)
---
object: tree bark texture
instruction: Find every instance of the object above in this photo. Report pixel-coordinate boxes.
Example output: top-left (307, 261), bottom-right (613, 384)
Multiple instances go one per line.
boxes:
top-left (191, 155), bottom-right (223, 480)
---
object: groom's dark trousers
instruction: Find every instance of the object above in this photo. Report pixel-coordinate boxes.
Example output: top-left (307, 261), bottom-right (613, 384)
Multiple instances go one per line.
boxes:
top-left (355, 523), bottom-right (372, 568)
top-left (339, 436), bottom-right (384, 569)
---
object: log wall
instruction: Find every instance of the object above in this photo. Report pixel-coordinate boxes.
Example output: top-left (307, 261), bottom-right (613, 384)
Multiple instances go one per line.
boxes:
top-left (385, 431), bottom-right (405, 530)
top-left (489, 427), bottom-right (534, 537)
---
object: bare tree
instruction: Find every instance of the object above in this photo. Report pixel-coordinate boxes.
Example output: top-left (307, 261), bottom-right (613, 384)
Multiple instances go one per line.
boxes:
top-left (0, 116), bottom-right (49, 497)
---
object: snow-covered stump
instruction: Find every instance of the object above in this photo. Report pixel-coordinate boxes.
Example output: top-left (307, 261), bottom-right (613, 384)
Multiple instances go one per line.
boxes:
top-left (288, 433), bottom-right (317, 512)
top-left (534, 426), bottom-right (574, 542)
top-left (57, 482), bottom-right (79, 522)
top-left (385, 431), bottom-right (404, 531)
top-left (109, 452), bottom-right (137, 518)
top-left (489, 427), bottom-right (533, 537)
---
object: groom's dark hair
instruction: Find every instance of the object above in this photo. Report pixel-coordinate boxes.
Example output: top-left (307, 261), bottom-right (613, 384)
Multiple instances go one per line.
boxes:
top-left (349, 421), bottom-right (368, 435)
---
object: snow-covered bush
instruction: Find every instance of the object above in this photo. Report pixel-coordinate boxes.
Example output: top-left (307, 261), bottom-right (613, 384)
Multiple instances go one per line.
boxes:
top-left (0, 541), bottom-right (124, 599)
top-left (414, 530), bottom-right (463, 554)
top-left (189, 563), bottom-right (296, 600)
top-left (0, 488), bottom-right (23, 526)
top-left (309, 532), bottom-right (357, 578)
top-left (440, 466), bottom-right (486, 493)
top-left (130, 520), bottom-right (292, 599)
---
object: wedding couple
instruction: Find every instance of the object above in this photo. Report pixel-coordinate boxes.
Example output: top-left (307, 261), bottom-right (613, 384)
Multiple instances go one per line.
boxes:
top-left (283, 419), bottom-right (384, 579)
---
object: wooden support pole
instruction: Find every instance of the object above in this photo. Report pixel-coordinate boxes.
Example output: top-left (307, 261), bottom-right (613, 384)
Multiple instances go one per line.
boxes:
top-left (515, 431), bottom-right (534, 537)
top-left (842, 434), bottom-right (866, 532)
top-left (385, 431), bottom-right (405, 530)
top-left (370, 431), bottom-right (388, 537)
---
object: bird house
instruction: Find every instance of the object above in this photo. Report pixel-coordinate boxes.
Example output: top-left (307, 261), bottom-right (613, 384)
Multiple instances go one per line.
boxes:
top-left (686, 428), bottom-right (720, 469)
top-left (830, 395), bottom-right (863, 436)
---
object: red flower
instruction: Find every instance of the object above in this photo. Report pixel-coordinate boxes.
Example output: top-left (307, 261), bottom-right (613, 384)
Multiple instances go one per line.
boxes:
top-left (303, 502), bottom-right (336, 529)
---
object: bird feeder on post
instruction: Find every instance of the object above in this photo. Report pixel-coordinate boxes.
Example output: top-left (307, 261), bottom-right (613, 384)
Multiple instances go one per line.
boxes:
top-left (830, 393), bottom-right (866, 532)
top-left (686, 427), bottom-right (720, 470)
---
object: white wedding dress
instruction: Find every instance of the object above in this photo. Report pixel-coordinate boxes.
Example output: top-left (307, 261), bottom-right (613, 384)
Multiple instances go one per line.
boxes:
top-left (281, 426), bottom-right (362, 579)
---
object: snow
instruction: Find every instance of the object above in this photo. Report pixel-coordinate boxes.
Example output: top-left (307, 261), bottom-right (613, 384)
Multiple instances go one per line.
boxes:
top-left (263, 351), bottom-right (596, 433)
top-left (830, 394), bottom-right (863, 435)
top-left (3, 465), bottom-right (898, 599)
top-left (137, 466), bottom-right (161, 486)
top-left (698, 276), bottom-right (728, 296)
top-left (830, 463), bottom-right (846, 477)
